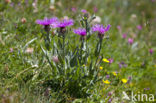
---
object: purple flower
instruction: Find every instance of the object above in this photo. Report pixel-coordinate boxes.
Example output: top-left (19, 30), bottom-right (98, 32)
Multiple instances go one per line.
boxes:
top-left (10, 2), bottom-right (14, 7)
top-left (93, 6), bottom-right (98, 13)
top-left (36, 17), bottom-right (58, 26)
top-left (54, 19), bottom-right (74, 28)
top-left (106, 75), bottom-right (110, 79)
top-left (144, 88), bottom-right (150, 91)
top-left (127, 76), bottom-right (132, 84)
top-left (128, 38), bottom-right (133, 45)
top-left (73, 28), bottom-right (87, 36)
top-left (108, 98), bottom-right (112, 103)
top-left (149, 49), bottom-right (153, 54)
top-left (10, 48), bottom-right (13, 52)
top-left (108, 58), bottom-right (113, 64)
top-left (81, 9), bottom-right (87, 13)
top-left (117, 25), bottom-right (121, 30)
top-left (122, 33), bottom-right (127, 39)
top-left (137, 25), bottom-right (142, 30)
top-left (119, 62), bottom-right (127, 68)
top-left (52, 56), bottom-right (59, 63)
top-left (91, 24), bottom-right (111, 35)
top-left (25, 0), bottom-right (29, 5)
top-left (128, 76), bottom-right (132, 80)
top-left (108, 92), bottom-right (112, 96)
top-left (71, 7), bottom-right (77, 13)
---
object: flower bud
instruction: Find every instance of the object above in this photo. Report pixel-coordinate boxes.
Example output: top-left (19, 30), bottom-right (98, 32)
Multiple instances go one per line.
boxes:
top-left (21, 18), bottom-right (27, 23)
top-left (49, 5), bottom-right (55, 11)
top-left (52, 56), bottom-right (59, 63)
top-left (5, 0), bottom-right (11, 3)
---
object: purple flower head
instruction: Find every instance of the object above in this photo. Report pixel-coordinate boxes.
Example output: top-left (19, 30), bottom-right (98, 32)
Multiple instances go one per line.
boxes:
top-left (137, 25), bottom-right (142, 30)
top-left (128, 76), bottom-right (132, 80)
top-left (54, 19), bottom-right (74, 28)
top-left (117, 25), bottom-right (121, 30)
top-left (106, 75), bottom-right (110, 79)
top-left (71, 7), bottom-right (77, 13)
top-left (93, 6), bottom-right (98, 13)
top-left (108, 92), bottom-right (112, 96)
top-left (128, 38), bottom-right (134, 45)
top-left (81, 9), bottom-right (87, 13)
top-left (144, 88), bottom-right (150, 91)
top-left (108, 58), bottom-right (113, 64)
top-left (73, 28), bottom-right (87, 36)
top-left (10, 48), bottom-right (13, 52)
top-left (52, 56), bottom-right (59, 63)
top-left (119, 62), bottom-right (127, 68)
top-left (127, 76), bottom-right (132, 84)
top-left (91, 24), bottom-right (111, 35)
top-left (108, 98), bottom-right (112, 103)
top-left (149, 49), bottom-right (153, 54)
top-left (18, 2), bottom-right (21, 6)
top-left (36, 17), bottom-right (58, 26)
top-left (122, 33), bottom-right (127, 39)
top-left (10, 2), bottom-right (14, 7)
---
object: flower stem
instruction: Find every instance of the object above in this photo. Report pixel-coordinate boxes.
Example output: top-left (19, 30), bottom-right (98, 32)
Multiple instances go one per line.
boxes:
top-left (62, 35), bottom-right (65, 58)
top-left (95, 38), bottom-right (103, 66)
top-left (80, 37), bottom-right (84, 64)
top-left (44, 25), bottom-right (51, 50)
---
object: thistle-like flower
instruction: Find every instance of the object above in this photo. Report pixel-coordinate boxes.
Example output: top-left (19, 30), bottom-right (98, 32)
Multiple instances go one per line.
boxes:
top-left (54, 19), bottom-right (74, 34)
top-left (137, 25), bottom-right (142, 30)
top-left (73, 28), bottom-right (86, 36)
top-left (36, 17), bottom-right (58, 26)
top-left (128, 38), bottom-right (133, 45)
top-left (81, 9), bottom-right (87, 13)
top-left (91, 24), bottom-right (111, 38)
top-left (122, 33), bottom-right (127, 39)
top-left (149, 49), bottom-right (153, 54)
top-left (54, 19), bottom-right (74, 28)
top-left (36, 17), bottom-right (58, 32)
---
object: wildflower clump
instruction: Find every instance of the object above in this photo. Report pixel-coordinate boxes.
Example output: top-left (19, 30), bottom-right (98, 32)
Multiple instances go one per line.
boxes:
top-left (35, 13), bottom-right (112, 99)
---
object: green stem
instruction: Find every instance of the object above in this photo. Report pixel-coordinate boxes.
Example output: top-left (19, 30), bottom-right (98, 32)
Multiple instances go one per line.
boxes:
top-left (62, 35), bottom-right (65, 58)
top-left (95, 38), bottom-right (103, 67)
top-left (80, 37), bottom-right (84, 64)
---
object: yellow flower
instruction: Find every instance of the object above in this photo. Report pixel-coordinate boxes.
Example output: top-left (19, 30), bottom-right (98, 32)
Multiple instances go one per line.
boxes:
top-left (154, 65), bottom-right (156, 68)
top-left (122, 79), bottom-right (128, 84)
top-left (99, 66), bottom-right (103, 70)
top-left (103, 80), bottom-right (110, 84)
top-left (112, 72), bottom-right (117, 76)
top-left (103, 58), bottom-right (109, 63)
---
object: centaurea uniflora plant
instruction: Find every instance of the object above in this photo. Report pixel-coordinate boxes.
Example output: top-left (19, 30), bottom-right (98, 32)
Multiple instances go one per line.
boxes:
top-left (91, 24), bottom-right (111, 62)
top-left (36, 14), bottom-right (111, 98)
top-left (54, 19), bottom-right (74, 57)
top-left (36, 17), bottom-right (58, 50)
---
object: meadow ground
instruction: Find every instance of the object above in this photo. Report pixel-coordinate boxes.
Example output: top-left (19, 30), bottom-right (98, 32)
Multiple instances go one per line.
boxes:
top-left (0, 0), bottom-right (156, 103)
